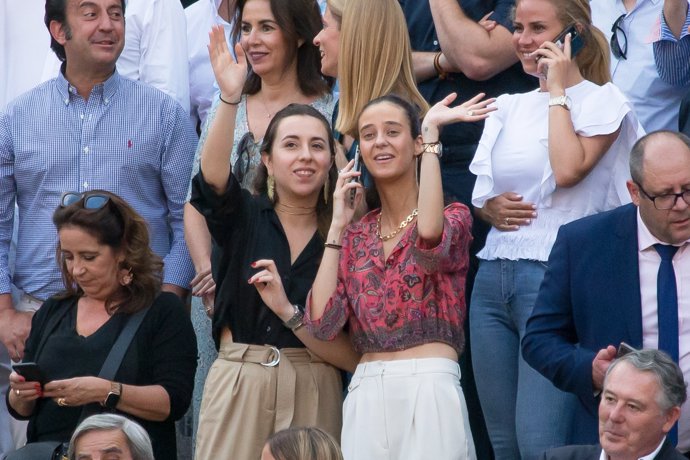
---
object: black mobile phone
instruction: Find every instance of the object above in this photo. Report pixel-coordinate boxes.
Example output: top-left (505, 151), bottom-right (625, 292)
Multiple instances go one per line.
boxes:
top-left (552, 23), bottom-right (585, 58)
top-left (350, 145), bottom-right (362, 208)
top-left (12, 362), bottom-right (47, 385)
top-left (616, 342), bottom-right (636, 358)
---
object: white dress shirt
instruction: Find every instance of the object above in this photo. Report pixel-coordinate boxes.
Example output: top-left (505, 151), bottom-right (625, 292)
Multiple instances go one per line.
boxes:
top-left (591, 0), bottom-right (689, 132)
top-left (598, 437), bottom-right (666, 459)
top-left (186, 0), bottom-right (234, 128)
top-left (118, 0), bottom-right (190, 113)
top-left (637, 212), bottom-right (690, 451)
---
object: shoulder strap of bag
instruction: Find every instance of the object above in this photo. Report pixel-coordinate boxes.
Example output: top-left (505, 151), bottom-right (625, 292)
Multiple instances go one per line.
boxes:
top-left (98, 306), bottom-right (151, 380)
top-left (77, 305), bottom-right (151, 423)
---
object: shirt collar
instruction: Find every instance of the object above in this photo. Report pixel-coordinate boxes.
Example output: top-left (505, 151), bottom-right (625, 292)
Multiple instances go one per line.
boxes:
top-left (636, 209), bottom-right (690, 252)
top-left (599, 437), bottom-right (666, 460)
top-left (55, 67), bottom-right (121, 106)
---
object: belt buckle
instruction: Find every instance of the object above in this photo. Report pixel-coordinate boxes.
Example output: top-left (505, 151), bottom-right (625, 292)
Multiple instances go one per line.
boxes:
top-left (261, 346), bottom-right (280, 367)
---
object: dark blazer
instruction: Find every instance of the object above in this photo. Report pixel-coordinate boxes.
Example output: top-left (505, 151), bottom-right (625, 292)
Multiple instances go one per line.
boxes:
top-left (541, 440), bottom-right (686, 460)
top-left (522, 204), bottom-right (644, 443)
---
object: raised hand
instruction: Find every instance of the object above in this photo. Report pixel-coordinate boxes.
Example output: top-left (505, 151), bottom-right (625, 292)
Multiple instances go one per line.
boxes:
top-left (330, 159), bottom-right (363, 231)
top-left (207, 25), bottom-right (247, 102)
top-left (422, 92), bottom-right (496, 138)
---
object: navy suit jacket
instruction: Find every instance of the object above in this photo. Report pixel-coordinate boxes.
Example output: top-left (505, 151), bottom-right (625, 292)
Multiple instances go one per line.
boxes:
top-left (541, 440), bottom-right (685, 460)
top-left (523, 204), bottom-right (644, 443)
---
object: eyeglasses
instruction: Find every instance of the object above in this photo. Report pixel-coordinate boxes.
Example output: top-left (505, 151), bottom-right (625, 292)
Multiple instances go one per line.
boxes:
top-left (232, 131), bottom-right (257, 184)
top-left (60, 191), bottom-right (110, 210)
top-left (610, 14), bottom-right (627, 60)
top-left (635, 183), bottom-right (690, 210)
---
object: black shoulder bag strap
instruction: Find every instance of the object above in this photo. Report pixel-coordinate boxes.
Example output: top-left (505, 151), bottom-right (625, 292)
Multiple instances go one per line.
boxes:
top-left (79, 306), bottom-right (151, 421)
top-left (98, 306), bottom-right (151, 380)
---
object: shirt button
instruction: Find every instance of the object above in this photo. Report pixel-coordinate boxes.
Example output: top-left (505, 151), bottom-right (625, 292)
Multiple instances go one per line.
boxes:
top-left (266, 326), bottom-right (271, 332)
top-left (83, 146), bottom-right (89, 154)
top-left (83, 181), bottom-right (89, 188)
top-left (80, 113), bottom-right (84, 120)
top-left (433, 40), bottom-right (439, 46)
top-left (104, 98), bottom-right (109, 104)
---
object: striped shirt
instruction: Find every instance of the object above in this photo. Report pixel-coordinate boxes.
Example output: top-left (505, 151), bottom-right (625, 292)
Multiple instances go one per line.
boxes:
top-left (0, 70), bottom-right (197, 300)
top-left (655, 7), bottom-right (690, 87)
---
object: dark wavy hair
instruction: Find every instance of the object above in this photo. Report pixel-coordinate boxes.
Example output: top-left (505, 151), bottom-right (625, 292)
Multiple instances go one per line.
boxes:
top-left (52, 190), bottom-right (162, 314)
top-left (254, 104), bottom-right (337, 238)
top-left (231, 0), bottom-right (331, 96)
top-left (45, 0), bottom-right (126, 62)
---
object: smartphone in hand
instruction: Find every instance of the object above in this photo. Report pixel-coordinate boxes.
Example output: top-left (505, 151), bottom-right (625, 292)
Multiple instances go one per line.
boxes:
top-left (350, 145), bottom-right (362, 208)
top-left (12, 362), bottom-right (47, 385)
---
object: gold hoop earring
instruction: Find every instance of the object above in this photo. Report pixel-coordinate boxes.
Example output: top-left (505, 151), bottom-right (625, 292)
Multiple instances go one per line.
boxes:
top-left (267, 175), bottom-right (275, 202)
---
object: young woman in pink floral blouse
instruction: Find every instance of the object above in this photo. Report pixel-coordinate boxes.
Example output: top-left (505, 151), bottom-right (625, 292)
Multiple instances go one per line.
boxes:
top-left (305, 93), bottom-right (494, 460)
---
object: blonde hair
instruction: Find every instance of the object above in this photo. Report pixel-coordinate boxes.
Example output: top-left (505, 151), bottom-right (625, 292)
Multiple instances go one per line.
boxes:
top-left (336, 0), bottom-right (429, 137)
top-left (326, 0), bottom-right (344, 26)
top-left (516, 0), bottom-right (610, 85)
top-left (267, 427), bottom-right (343, 460)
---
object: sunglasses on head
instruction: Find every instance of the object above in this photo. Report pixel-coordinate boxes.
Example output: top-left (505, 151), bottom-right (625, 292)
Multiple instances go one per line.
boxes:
top-left (60, 192), bottom-right (111, 210)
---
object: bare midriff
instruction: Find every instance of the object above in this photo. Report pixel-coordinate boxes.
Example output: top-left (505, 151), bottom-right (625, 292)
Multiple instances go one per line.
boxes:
top-left (360, 342), bottom-right (457, 363)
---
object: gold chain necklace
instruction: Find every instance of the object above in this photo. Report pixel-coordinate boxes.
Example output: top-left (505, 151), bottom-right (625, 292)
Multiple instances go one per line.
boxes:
top-left (376, 209), bottom-right (418, 241)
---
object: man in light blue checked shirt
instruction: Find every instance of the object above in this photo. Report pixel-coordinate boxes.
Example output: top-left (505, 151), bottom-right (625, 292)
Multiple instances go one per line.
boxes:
top-left (0, 0), bottom-right (197, 451)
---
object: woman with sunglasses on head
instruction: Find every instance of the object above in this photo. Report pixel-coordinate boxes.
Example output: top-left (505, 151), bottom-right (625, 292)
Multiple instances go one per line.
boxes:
top-left (190, 101), bottom-right (358, 459)
top-left (7, 191), bottom-right (197, 460)
top-left (306, 92), bottom-right (494, 460)
top-left (466, 0), bottom-right (644, 458)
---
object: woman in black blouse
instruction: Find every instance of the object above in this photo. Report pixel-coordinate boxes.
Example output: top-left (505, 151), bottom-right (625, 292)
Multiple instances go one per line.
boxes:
top-left (190, 100), bottom-right (358, 458)
top-left (7, 191), bottom-right (197, 459)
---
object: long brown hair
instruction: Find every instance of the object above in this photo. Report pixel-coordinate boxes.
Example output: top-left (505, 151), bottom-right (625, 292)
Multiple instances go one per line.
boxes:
top-left (52, 191), bottom-right (162, 314)
top-left (232, 0), bottom-right (332, 96)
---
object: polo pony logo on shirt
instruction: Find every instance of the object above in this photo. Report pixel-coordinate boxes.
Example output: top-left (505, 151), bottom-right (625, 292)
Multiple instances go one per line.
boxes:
top-left (127, 139), bottom-right (133, 148)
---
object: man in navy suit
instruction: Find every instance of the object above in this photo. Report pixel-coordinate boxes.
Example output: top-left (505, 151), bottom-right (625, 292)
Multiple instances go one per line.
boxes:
top-left (542, 349), bottom-right (686, 460)
top-left (522, 131), bottom-right (690, 452)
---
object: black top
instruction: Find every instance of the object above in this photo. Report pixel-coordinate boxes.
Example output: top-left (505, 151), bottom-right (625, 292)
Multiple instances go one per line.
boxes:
top-left (190, 171), bottom-right (323, 349)
top-left (13, 292), bottom-right (197, 460)
top-left (400, 0), bottom-right (538, 163)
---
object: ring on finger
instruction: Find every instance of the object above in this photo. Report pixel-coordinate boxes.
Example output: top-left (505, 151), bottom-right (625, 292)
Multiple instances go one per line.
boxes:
top-left (468, 110), bottom-right (475, 117)
top-left (14, 389), bottom-right (20, 397)
top-left (57, 398), bottom-right (67, 407)
top-left (504, 217), bottom-right (510, 226)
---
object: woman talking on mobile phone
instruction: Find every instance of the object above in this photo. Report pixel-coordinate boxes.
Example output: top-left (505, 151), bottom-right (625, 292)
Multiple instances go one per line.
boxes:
top-left (306, 92), bottom-right (494, 460)
top-left (467, 0), bottom-right (644, 458)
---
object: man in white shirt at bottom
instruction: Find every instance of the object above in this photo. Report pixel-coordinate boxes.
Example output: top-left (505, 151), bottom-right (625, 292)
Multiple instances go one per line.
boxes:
top-left (542, 349), bottom-right (686, 460)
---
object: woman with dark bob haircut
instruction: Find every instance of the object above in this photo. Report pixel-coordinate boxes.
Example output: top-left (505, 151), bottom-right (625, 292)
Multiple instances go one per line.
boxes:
top-left (7, 191), bottom-right (197, 460)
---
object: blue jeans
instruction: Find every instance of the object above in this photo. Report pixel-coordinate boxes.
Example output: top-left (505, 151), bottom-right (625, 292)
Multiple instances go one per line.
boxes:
top-left (470, 259), bottom-right (576, 460)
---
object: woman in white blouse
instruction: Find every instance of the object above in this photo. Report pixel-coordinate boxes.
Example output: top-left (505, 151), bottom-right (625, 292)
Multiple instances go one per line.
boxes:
top-left (468, 0), bottom-right (644, 459)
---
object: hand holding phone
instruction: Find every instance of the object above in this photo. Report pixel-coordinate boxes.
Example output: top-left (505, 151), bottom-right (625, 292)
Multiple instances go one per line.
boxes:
top-left (536, 24), bottom-right (585, 78)
top-left (12, 362), bottom-right (47, 385)
top-left (350, 146), bottom-right (362, 208)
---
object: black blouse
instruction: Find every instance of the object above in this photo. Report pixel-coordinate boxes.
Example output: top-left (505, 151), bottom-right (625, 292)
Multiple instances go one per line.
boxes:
top-left (13, 292), bottom-right (197, 460)
top-left (190, 171), bottom-right (324, 349)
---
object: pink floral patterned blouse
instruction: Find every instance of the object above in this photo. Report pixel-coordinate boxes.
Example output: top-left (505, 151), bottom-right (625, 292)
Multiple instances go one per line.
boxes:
top-left (305, 203), bottom-right (473, 354)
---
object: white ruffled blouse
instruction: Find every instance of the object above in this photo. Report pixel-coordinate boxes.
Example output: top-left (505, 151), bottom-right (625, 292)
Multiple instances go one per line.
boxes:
top-left (470, 80), bottom-right (645, 261)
